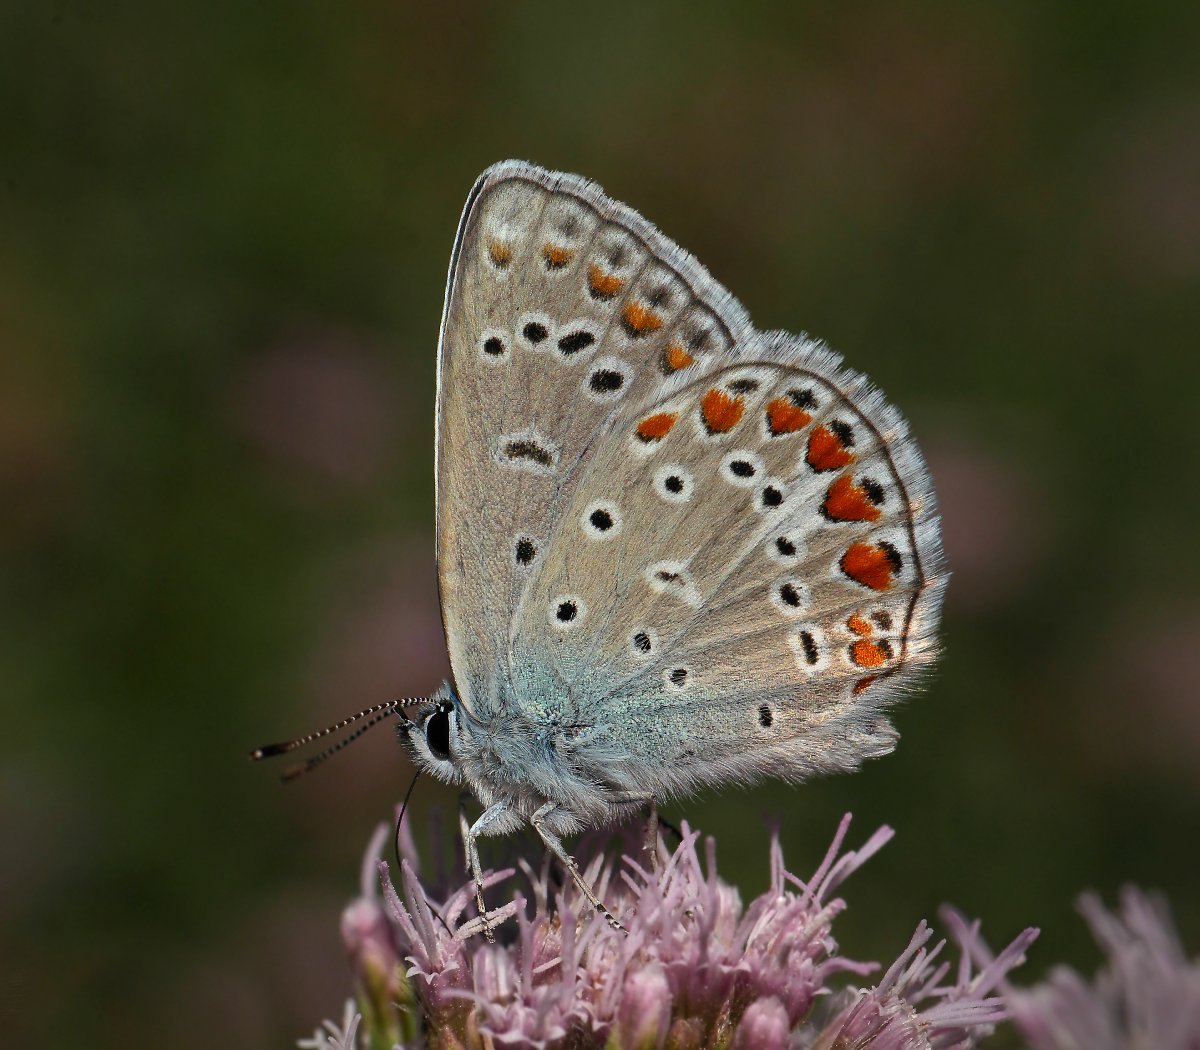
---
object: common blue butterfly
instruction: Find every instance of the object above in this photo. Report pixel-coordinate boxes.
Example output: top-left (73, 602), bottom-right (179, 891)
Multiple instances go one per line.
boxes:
top-left (257, 161), bottom-right (946, 935)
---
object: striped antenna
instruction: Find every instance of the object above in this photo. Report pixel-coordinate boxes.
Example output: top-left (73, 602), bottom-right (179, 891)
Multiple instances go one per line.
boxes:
top-left (277, 707), bottom-right (396, 783)
top-left (249, 697), bottom-right (426, 764)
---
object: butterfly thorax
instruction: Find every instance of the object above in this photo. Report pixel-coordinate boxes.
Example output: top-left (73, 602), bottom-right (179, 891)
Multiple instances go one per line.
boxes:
top-left (402, 682), bottom-right (644, 834)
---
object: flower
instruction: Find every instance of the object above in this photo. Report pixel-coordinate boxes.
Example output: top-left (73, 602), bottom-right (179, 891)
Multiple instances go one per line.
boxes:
top-left (1010, 886), bottom-right (1200, 1050)
top-left (299, 999), bottom-right (362, 1050)
top-left (327, 812), bottom-right (1038, 1049)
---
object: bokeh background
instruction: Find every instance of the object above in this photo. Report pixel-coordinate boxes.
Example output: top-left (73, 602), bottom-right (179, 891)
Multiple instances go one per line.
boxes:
top-left (4, 2), bottom-right (1199, 1046)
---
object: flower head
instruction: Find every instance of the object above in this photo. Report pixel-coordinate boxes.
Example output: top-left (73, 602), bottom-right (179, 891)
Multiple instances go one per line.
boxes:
top-left (1011, 886), bottom-right (1200, 1050)
top-left (328, 813), bottom-right (1037, 1049)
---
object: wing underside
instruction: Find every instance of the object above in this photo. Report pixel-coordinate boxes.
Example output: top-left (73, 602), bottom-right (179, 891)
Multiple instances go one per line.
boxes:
top-left (436, 162), bottom-right (945, 788)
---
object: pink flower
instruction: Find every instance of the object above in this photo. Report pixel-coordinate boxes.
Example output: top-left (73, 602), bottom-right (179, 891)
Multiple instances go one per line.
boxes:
top-left (322, 813), bottom-right (1038, 1049)
top-left (1011, 887), bottom-right (1200, 1050)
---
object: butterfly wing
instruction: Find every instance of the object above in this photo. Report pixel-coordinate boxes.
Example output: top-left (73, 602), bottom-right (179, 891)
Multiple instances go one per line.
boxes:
top-left (508, 332), bottom-right (946, 794)
top-left (436, 161), bottom-right (754, 719)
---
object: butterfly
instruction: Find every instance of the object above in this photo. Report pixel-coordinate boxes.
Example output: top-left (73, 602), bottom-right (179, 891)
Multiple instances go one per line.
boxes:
top-left (255, 161), bottom-right (946, 936)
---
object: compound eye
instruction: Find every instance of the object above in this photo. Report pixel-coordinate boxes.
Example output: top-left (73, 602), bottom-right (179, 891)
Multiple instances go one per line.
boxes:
top-left (425, 707), bottom-right (451, 761)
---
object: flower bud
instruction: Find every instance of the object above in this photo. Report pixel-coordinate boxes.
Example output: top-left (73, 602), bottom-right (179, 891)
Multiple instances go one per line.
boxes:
top-left (615, 963), bottom-right (672, 1050)
top-left (732, 996), bottom-right (790, 1050)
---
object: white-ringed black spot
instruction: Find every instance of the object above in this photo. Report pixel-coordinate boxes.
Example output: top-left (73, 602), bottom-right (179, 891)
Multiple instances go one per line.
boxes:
top-left (789, 626), bottom-right (828, 672)
top-left (761, 485), bottom-right (784, 508)
top-left (667, 667), bottom-right (689, 688)
top-left (590, 369), bottom-right (624, 392)
top-left (788, 388), bottom-right (817, 410)
top-left (483, 335), bottom-right (505, 356)
top-left (729, 378), bottom-right (759, 394)
top-left (515, 537), bottom-right (536, 566)
top-left (768, 531), bottom-right (803, 566)
top-left (586, 358), bottom-right (632, 402)
top-left (646, 561), bottom-right (701, 608)
top-left (523, 321), bottom-right (549, 344)
top-left (720, 450), bottom-right (764, 488)
top-left (630, 628), bottom-right (657, 659)
top-left (648, 286), bottom-right (671, 308)
top-left (495, 429), bottom-right (560, 475)
top-left (758, 704), bottom-right (773, 728)
top-left (550, 594), bottom-right (587, 630)
top-left (653, 464), bottom-right (694, 503)
top-left (771, 577), bottom-right (809, 617)
top-left (558, 330), bottom-right (595, 355)
top-left (873, 611), bottom-right (894, 631)
top-left (502, 438), bottom-right (553, 467)
top-left (799, 631), bottom-right (819, 665)
top-left (582, 500), bottom-right (622, 540)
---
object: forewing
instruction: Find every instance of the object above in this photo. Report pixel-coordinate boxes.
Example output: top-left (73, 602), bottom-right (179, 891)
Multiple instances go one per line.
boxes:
top-left (510, 331), bottom-right (946, 788)
top-left (436, 161), bottom-right (754, 717)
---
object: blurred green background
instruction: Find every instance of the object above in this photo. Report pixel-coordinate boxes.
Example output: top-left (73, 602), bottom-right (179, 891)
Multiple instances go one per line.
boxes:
top-left (3, 2), bottom-right (1199, 1046)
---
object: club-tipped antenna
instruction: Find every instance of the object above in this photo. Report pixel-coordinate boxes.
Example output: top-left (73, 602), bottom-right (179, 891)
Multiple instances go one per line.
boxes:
top-left (249, 697), bottom-right (426, 763)
top-left (277, 708), bottom-right (394, 782)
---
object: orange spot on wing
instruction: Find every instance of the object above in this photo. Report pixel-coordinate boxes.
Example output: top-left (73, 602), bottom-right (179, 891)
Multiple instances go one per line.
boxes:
top-left (822, 476), bottom-right (882, 523)
top-left (847, 613), bottom-right (873, 636)
top-left (665, 344), bottom-right (695, 371)
top-left (851, 639), bottom-right (890, 668)
top-left (588, 264), bottom-right (623, 298)
top-left (840, 543), bottom-right (896, 590)
top-left (636, 412), bottom-right (679, 442)
top-left (543, 243), bottom-right (573, 268)
top-left (623, 301), bottom-right (664, 336)
top-left (766, 397), bottom-right (812, 436)
top-left (807, 425), bottom-right (854, 471)
top-left (700, 388), bottom-right (744, 433)
top-left (488, 240), bottom-right (513, 267)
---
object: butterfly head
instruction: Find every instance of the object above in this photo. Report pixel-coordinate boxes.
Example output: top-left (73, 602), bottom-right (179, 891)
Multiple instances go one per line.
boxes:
top-left (399, 685), bottom-right (467, 785)
top-left (396, 681), bottom-right (627, 828)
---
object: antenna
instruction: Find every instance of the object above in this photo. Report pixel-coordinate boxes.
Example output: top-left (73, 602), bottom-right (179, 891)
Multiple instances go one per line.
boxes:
top-left (249, 697), bottom-right (426, 780)
top-left (250, 698), bottom-right (425, 760)
top-left (276, 707), bottom-right (394, 782)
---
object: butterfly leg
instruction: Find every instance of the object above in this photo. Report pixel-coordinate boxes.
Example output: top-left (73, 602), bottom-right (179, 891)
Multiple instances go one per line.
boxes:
top-left (459, 799), bottom-right (509, 943)
top-left (530, 801), bottom-right (627, 933)
top-left (605, 790), bottom-right (661, 873)
top-left (644, 801), bottom-right (661, 873)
